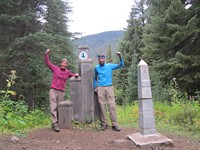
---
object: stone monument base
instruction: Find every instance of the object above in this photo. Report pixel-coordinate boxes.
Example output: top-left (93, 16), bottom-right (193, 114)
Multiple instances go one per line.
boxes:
top-left (127, 132), bottom-right (172, 148)
top-left (58, 101), bottom-right (73, 129)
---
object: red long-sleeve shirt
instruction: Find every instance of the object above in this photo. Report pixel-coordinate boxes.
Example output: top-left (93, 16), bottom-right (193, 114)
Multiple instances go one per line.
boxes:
top-left (45, 52), bottom-right (75, 91)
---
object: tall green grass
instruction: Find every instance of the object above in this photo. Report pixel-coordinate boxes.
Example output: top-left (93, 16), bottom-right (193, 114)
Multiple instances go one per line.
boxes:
top-left (116, 103), bottom-right (138, 127)
top-left (153, 101), bottom-right (200, 139)
top-left (0, 99), bottom-right (199, 140)
top-left (116, 100), bottom-right (200, 139)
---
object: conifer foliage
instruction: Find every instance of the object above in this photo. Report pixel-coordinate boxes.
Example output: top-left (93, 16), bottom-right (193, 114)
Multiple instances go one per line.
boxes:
top-left (0, 0), bottom-right (76, 109)
top-left (114, 0), bottom-right (147, 104)
top-left (142, 0), bottom-right (200, 96)
top-left (115, 0), bottom-right (200, 103)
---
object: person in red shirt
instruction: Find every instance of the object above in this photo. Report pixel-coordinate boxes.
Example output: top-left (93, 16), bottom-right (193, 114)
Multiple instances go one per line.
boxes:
top-left (45, 49), bottom-right (78, 132)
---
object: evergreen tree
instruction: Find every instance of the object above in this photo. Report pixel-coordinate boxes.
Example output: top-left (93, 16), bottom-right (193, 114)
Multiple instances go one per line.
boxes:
top-left (142, 0), bottom-right (200, 96)
top-left (0, 0), bottom-right (45, 90)
top-left (107, 45), bottom-right (113, 63)
top-left (114, 0), bottom-right (147, 104)
top-left (0, 0), bottom-right (76, 109)
top-left (44, 0), bottom-right (72, 36)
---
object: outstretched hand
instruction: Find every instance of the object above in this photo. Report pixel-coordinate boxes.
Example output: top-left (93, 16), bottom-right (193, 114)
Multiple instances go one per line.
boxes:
top-left (74, 73), bottom-right (79, 78)
top-left (46, 49), bottom-right (50, 53)
top-left (116, 52), bottom-right (121, 58)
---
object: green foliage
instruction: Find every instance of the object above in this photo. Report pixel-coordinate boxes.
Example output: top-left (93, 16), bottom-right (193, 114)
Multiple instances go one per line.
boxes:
top-left (23, 109), bottom-right (50, 128)
top-left (152, 74), bottom-right (197, 103)
top-left (171, 101), bottom-right (200, 130)
top-left (152, 81), bottom-right (200, 135)
top-left (45, 0), bottom-right (72, 36)
top-left (152, 76), bottom-right (180, 102)
top-left (106, 45), bottom-right (113, 63)
top-left (0, 71), bottom-right (50, 135)
top-left (3, 32), bottom-right (76, 109)
top-left (116, 100), bottom-right (200, 139)
top-left (142, 0), bottom-right (200, 96)
top-left (154, 101), bottom-right (200, 135)
top-left (0, 70), bottom-right (17, 100)
top-left (114, 87), bottom-right (124, 105)
top-left (0, 99), bottom-right (28, 116)
top-left (115, 82), bottom-right (200, 138)
top-left (114, 0), bottom-right (147, 105)
top-left (0, 99), bottom-right (50, 134)
top-left (117, 102), bottom-right (138, 127)
top-left (0, 0), bottom-right (75, 110)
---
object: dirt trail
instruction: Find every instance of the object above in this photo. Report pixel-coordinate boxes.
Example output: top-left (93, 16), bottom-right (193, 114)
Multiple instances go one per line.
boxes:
top-left (0, 127), bottom-right (199, 150)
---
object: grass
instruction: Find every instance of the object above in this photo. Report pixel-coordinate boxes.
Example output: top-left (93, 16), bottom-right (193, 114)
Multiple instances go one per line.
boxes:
top-left (117, 103), bottom-right (138, 127)
top-left (116, 101), bottom-right (200, 140)
top-left (0, 99), bottom-right (199, 141)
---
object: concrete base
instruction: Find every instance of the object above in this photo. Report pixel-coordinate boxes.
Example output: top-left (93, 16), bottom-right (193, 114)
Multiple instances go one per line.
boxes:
top-left (58, 101), bottom-right (73, 129)
top-left (127, 132), bottom-right (172, 147)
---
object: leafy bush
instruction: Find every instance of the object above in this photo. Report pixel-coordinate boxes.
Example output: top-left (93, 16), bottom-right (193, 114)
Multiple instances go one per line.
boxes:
top-left (0, 99), bottom-right (50, 134)
top-left (0, 70), bottom-right (17, 100)
top-left (153, 100), bottom-right (200, 134)
top-left (114, 88), bottom-right (124, 105)
top-left (0, 70), bottom-right (50, 135)
top-left (171, 101), bottom-right (200, 131)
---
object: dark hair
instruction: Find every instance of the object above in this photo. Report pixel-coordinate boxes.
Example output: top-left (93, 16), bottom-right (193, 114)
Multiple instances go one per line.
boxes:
top-left (98, 53), bottom-right (105, 58)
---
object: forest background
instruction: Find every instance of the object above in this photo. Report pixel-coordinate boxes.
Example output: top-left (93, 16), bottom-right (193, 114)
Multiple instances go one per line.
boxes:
top-left (0, 0), bottom-right (200, 138)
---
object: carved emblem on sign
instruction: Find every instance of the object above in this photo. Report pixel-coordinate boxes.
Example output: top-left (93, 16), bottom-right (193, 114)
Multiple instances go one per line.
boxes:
top-left (79, 51), bottom-right (88, 60)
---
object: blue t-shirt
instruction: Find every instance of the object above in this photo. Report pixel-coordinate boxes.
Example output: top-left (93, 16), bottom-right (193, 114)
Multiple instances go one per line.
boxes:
top-left (94, 58), bottom-right (124, 89)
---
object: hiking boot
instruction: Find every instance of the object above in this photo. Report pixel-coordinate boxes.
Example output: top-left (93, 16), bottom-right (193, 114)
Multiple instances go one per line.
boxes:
top-left (101, 124), bottom-right (108, 130)
top-left (112, 126), bottom-right (120, 132)
top-left (52, 123), bottom-right (60, 132)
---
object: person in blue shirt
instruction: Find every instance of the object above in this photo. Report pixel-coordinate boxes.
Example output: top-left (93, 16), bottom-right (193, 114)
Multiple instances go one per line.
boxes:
top-left (94, 52), bottom-right (124, 131)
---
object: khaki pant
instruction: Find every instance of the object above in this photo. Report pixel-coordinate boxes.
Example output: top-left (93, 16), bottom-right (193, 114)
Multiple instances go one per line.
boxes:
top-left (97, 86), bottom-right (118, 126)
top-left (49, 88), bottom-right (65, 124)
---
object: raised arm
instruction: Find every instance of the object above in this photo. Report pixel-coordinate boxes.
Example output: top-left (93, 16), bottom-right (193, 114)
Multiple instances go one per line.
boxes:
top-left (117, 52), bottom-right (124, 68)
top-left (111, 52), bottom-right (124, 70)
top-left (44, 49), bottom-right (56, 71)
